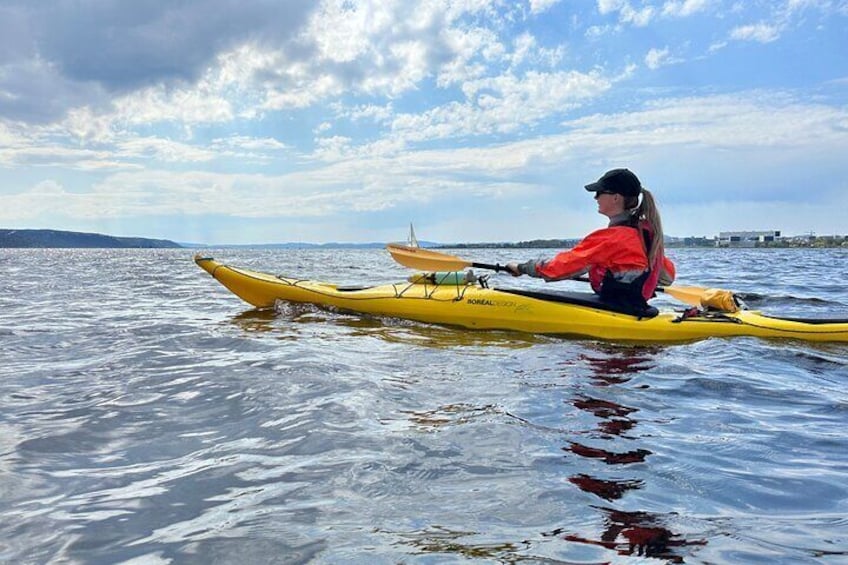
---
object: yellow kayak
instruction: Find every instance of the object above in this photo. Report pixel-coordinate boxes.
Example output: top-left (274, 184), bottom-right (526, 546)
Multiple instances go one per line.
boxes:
top-left (195, 255), bottom-right (848, 343)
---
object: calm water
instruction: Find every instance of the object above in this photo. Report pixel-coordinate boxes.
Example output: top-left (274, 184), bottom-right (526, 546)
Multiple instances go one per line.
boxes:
top-left (1, 247), bottom-right (847, 564)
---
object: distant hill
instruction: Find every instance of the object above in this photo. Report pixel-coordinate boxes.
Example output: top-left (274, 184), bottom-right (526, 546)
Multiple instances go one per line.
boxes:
top-left (0, 229), bottom-right (182, 248)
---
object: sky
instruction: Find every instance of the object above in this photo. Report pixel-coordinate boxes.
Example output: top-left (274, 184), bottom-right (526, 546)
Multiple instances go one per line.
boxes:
top-left (1, 0), bottom-right (847, 245)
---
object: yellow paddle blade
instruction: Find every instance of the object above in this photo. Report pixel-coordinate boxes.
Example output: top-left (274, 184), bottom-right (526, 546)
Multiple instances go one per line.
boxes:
top-left (386, 243), bottom-right (472, 271)
top-left (659, 285), bottom-right (706, 307)
top-left (662, 285), bottom-right (740, 312)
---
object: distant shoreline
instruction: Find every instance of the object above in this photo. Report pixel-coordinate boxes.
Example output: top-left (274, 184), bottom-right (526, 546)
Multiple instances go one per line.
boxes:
top-left (0, 229), bottom-right (181, 249)
top-left (2, 229), bottom-right (845, 249)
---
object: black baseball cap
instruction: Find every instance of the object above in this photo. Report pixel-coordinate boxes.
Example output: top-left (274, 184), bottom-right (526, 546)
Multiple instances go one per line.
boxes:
top-left (584, 168), bottom-right (642, 197)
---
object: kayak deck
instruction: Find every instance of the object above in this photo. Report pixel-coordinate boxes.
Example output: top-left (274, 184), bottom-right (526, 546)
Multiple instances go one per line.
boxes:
top-left (195, 256), bottom-right (848, 343)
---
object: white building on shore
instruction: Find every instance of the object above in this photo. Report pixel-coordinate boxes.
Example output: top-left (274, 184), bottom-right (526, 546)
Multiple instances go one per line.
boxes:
top-left (716, 230), bottom-right (781, 247)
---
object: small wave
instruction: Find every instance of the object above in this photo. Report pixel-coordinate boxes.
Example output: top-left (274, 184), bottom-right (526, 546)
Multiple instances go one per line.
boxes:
top-left (391, 403), bottom-right (504, 432)
top-left (741, 293), bottom-right (842, 307)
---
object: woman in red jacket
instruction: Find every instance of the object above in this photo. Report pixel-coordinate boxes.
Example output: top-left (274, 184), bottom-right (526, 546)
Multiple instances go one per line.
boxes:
top-left (507, 168), bottom-right (675, 316)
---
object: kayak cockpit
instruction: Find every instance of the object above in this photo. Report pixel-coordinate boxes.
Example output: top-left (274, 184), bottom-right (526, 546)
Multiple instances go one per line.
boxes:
top-left (499, 288), bottom-right (659, 319)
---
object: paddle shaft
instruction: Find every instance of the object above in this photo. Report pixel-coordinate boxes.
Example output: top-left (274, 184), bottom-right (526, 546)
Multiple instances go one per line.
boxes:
top-left (470, 261), bottom-right (511, 273)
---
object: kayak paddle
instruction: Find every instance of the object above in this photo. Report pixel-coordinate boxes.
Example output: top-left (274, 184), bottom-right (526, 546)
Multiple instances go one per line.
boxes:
top-left (386, 243), bottom-right (738, 310)
top-left (385, 243), bottom-right (513, 273)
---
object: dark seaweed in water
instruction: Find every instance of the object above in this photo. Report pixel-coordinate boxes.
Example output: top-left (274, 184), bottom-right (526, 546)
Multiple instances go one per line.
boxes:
top-left (0, 247), bottom-right (846, 563)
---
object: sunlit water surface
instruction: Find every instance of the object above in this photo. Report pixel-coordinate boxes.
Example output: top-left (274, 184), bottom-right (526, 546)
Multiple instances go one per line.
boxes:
top-left (1, 248), bottom-right (847, 564)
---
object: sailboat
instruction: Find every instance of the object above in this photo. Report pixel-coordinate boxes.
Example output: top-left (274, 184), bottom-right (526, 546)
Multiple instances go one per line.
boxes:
top-left (406, 222), bottom-right (419, 248)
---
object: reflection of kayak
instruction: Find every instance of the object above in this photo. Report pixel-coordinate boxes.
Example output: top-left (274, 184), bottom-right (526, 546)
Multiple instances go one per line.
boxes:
top-left (195, 256), bottom-right (848, 343)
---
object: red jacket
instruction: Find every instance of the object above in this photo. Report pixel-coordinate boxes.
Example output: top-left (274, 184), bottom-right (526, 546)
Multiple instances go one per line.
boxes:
top-left (532, 223), bottom-right (675, 301)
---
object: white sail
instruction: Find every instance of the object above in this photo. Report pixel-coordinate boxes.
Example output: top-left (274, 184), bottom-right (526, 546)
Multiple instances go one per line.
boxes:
top-left (407, 222), bottom-right (419, 247)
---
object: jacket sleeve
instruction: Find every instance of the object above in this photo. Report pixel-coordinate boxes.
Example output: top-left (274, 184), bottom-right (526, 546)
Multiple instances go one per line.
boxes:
top-left (533, 230), bottom-right (614, 281)
top-left (657, 256), bottom-right (676, 286)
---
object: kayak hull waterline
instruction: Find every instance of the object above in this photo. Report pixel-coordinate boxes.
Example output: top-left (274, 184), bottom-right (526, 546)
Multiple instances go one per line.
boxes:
top-left (195, 256), bottom-right (848, 343)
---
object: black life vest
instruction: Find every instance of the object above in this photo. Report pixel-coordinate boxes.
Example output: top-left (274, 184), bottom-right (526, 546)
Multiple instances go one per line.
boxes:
top-left (598, 222), bottom-right (657, 318)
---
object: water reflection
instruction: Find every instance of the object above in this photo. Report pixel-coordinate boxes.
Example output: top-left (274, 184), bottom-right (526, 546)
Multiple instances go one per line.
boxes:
top-left (574, 347), bottom-right (661, 386)
top-left (228, 309), bottom-right (279, 333)
top-left (566, 442), bottom-right (652, 465)
top-left (572, 396), bottom-right (638, 438)
top-left (562, 507), bottom-right (706, 563)
top-left (560, 346), bottom-right (705, 562)
top-left (568, 474), bottom-right (642, 501)
top-left (347, 320), bottom-right (543, 349)
top-left (226, 303), bottom-right (545, 349)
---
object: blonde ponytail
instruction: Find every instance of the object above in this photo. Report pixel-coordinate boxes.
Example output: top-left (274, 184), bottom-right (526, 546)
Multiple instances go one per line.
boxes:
top-left (625, 188), bottom-right (664, 265)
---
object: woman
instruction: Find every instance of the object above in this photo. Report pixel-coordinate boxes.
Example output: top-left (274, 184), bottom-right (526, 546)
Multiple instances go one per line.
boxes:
top-left (507, 168), bottom-right (675, 316)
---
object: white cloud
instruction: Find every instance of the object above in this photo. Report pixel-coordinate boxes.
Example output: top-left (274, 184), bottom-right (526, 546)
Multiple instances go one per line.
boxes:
top-left (299, 1), bottom-right (509, 100)
top-left (708, 40), bottom-right (728, 52)
top-left (528, 0), bottom-right (561, 14)
top-left (622, 4), bottom-right (656, 25)
top-left (1, 1), bottom-right (519, 134)
top-left (308, 1), bottom-right (380, 64)
top-left (58, 51), bottom-right (246, 142)
top-left (436, 26), bottom-right (504, 87)
top-left (0, 1), bottom-right (584, 155)
top-left (212, 136), bottom-right (288, 153)
top-left (662, 0), bottom-right (711, 17)
top-left (344, 103), bottom-right (395, 123)
top-left (723, 0), bottom-right (848, 49)
top-left (585, 24), bottom-right (614, 39)
top-left (509, 32), bottom-right (565, 68)
top-left (7, 91), bottom-right (844, 230)
top-left (116, 137), bottom-right (219, 163)
top-left (511, 33), bottom-right (538, 67)
top-left (390, 69), bottom-right (612, 142)
top-left (730, 22), bottom-right (781, 43)
top-left (0, 124), bottom-right (134, 170)
top-left (313, 136), bottom-right (354, 161)
top-left (597, 0), bottom-right (656, 26)
top-left (645, 47), bottom-right (671, 69)
top-left (597, 0), bottom-right (625, 15)
top-left (0, 180), bottom-right (102, 221)
top-left (0, 118), bottom-right (288, 170)
top-left (0, 123), bottom-right (31, 159)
